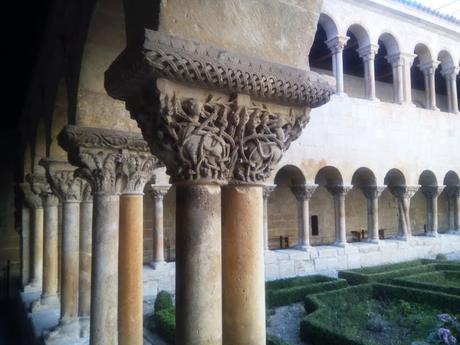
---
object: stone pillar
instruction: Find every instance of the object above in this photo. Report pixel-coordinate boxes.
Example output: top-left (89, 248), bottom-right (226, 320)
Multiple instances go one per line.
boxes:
top-left (20, 206), bottom-right (31, 288)
top-left (447, 186), bottom-right (460, 233)
top-left (386, 54), bottom-right (404, 104)
top-left (327, 186), bottom-right (351, 246)
top-left (442, 67), bottom-right (459, 114)
top-left (104, 30), bottom-right (333, 345)
top-left (41, 160), bottom-right (86, 339)
top-left (20, 180), bottom-right (44, 291)
top-left (390, 186), bottom-right (419, 240)
top-left (262, 185), bottom-right (276, 251)
top-left (117, 152), bottom-right (155, 345)
top-left (358, 44), bottom-right (379, 101)
top-left (79, 184), bottom-right (93, 337)
top-left (400, 53), bottom-right (416, 105)
top-left (419, 61), bottom-right (440, 111)
top-left (362, 186), bottom-right (385, 243)
top-left (150, 185), bottom-right (170, 265)
top-left (421, 186), bottom-right (444, 237)
top-left (291, 185), bottom-right (317, 249)
top-left (58, 125), bottom-right (161, 345)
top-left (326, 35), bottom-right (349, 95)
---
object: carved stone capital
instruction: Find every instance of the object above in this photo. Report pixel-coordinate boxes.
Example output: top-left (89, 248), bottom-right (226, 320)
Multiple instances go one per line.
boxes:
top-left (446, 186), bottom-right (460, 198)
top-left (325, 35), bottom-right (349, 54)
top-left (441, 66), bottom-right (460, 80)
top-left (58, 126), bottom-right (160, 194)
top-left (291, 184), bottom-right (318, 201)
top-left (361, 186), bottom-right (386, 200)
top-left (40, 159), bottom-right (85, 202)
top-left (25, 173), bottom-right (52, 207)
top-left (263, 185), bottom-right (276, 200)
top-left (118, 151), bottom-right (158, 194)
top-left (419, 61), bottom-right (440, 75)
top-left (421, 186), bottom-right (444, 199)
top-left (327, 185), bottom-right (352, 198)
top-left (20, 182), bottom-right (43, 209)
top-left (149, 185), bottom-right (170, 201)
top-left (390, 185), bottom-right (419, 199)
top-left (357, 44), bottom-right (379, 61)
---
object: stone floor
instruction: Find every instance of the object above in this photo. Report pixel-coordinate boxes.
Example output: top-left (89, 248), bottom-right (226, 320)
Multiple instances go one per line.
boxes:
top-left (267, 303), bottom-right (308, 345)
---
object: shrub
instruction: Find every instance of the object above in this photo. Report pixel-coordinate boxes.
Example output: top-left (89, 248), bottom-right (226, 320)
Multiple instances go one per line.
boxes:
top-left (392, 271), bottom-right (460, 296)
top-left (154, 291), bottom-right (173, 313)
top-left (154, 307), bottom-right (175, 344)
top-left (436, 253), bottom-right (448, 261)
top-left (266, 275), bottom-right (334, 290)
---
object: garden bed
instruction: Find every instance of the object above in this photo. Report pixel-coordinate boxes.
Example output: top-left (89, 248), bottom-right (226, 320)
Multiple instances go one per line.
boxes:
top-left (266, 275), bottom-right (348, 308)
top-left (392, 270), bottom-right (460, 296)
top-left (301, 283), bottom-right (460, 345)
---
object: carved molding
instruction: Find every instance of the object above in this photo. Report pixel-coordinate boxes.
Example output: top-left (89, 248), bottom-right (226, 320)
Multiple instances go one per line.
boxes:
top-left (105, 31), bottom-right (334, 108)
top-left (40, 159), bottom-right (85, 202)
top-left (20, 181), bottom-right (43, 209)
top-left (59, 126), bottom-right (161, 194)
top-left (291, 185), bottom-right (318, 201)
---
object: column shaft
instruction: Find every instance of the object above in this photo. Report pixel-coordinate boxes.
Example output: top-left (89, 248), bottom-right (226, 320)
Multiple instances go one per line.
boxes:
top-left (429, 70), bottom-right (437, 109)
top-left (336, 50), bottom-right (345, 94)
top-left (79, 201), bottom-right (93, 318)
top-left (365, 57), bottom-right (376, 99)
top-left (61, 202), bottom-right (80, 323)
top-left (403, 59), bottom-right (413, 104)
top-left (21, 207), bottom-right (31, 287)
top-left (449, 76), bottom-right (459, 113)
top-left (31, 208), bottom-right (44, 287)
top-left (455, 195), bottom-right (460, 231)
top-left (119, 194), bottom-right (144, 345)
top-left (432, 195), bottom-right (439, 234)
top-left (153, 196), bottom-right (165, 263)
top-left (263, 195), bottom-right (269, 250)
top-left (42, 203), bottom-right (59, 302)
top-left (298, 198), bottom-right (310, 247)
top-left (176, 184), bottom-right (222, 345)
top-left (90, 194), bottom-right (120, 345)
top-left (367, 196), bottom-right (379, 241)
top-left (222, 185), bottom-right (265, 345)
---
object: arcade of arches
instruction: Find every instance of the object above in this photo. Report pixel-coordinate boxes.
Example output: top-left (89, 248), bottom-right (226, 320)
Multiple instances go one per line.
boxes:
top-left (1, 1), bottom-right (459, 345)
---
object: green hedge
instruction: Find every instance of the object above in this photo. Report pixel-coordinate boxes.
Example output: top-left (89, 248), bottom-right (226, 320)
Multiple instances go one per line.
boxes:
top-left (266, 279), bottom-right (348, 308)
top-left (266, 275), bottom-right (335, 290)
top-left (392, 270), bottom-right (460, 296)
top-left (154, 290), bottom-right (174, 312)
top-left (266, 334), bottom-right (292, 345)
top-left (300, 283), bottom-right (460, 345)
top-left (154, 307), bottom-right (175, 344)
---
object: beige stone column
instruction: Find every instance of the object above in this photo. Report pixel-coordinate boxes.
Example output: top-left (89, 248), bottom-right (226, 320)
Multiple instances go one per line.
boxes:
top-left (326, 35), bottom-right (349, 95)
top-left (291, 185), bottom-right (317, 249)
top-left (442, 67), bottom-right (459, 114)
top-left (421, 186), bottom-right (444, 237)
top-left (42, 160), bottom-right (86, 340)
top-left (362, 186), bottom-right (385, 243)
top-left (58, 125), bottom-right (160, 345)
top-left (222, 184), bottom-right (265, 345)
top-left (150, 185), bottom-right (170, 265)
top-left (400, 53), bottom-right (416, 105)
top-left (358, 44), bottom-right (379, 101)
top-left (118, 152), bottom-right (155, 345)
top-left (328, 186), bottom-right (351, 246)
top-left (447, 186), bottom-right (460, 233)
top-left (390, 186), bottom-right (419, 240)
top-left (21, 206), bottom-right (31, 288)
top-left (263, 185), bottom-right (276, 251)
top-left (419, 61), bottom-right (440, 111)
top-left (79, 184), bottom-right (93, 337)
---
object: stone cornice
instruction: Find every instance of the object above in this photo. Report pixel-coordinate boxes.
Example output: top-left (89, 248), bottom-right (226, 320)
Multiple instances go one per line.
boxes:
top-left (105, 30), bottom-right (334, 108)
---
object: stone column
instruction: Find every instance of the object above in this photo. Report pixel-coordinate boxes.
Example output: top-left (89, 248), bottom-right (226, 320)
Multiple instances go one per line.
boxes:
top-left (42, 160), bottom-right (86, 340)
top-left (326, 35), bottom-right (349, 95)
top-left (421, 186), bottom-right (444, 237)
top-left (58, 125), bottom-right (160, 345)
top-left (362, 186), bottom-right (385, 243)
top-left (104, 30), bottom-right (333, 345)
top-left (442, 67), bottom-right (459, 114)
top-left (400, 53), bottom-right (416, 105)
top-left (150, 185), bottom-right (170, 265)
top-left (262, 185), bottom-right (276, 251)
top-left (358, 44), bottom-right (379, 101)
top-left (327, 186), bottom-right (351, 246)
top-left (117, 152), bottom-right (155, 345)
top-left (386, 54), bottom-right (404, 104)
top-left (419, 61), bottom-right (440, 110)
top-left (447, 186), bottom-right (460, 233)
top-left (20, 206), bottom-right (31, 288)
top-left (79, 184), bottom-right (93, 337)
top-left (291, 185), bottom-right (317, 249)
top-left (20, 181), bottom-right (43, 291)
top-left (390, 186), bottom-right (419, 240)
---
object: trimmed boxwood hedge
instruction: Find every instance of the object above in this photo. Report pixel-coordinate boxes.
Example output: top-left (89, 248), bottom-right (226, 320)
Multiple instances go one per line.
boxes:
top-left (266, 334), bottom-right (292, 345)
top-left (154, 307), bottom-right (175, 344)
top-left (300, 283), bottom-right (460, 345)
top-left (266, 278), bottom-right (348, 308)
top-left (392, 270), bottom-right (460, 295)
top-left (266, 275), bottom-right (334, 290)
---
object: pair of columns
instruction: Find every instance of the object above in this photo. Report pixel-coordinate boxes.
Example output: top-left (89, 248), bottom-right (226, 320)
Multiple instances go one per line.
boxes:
top-left (447, 186), bottom-right (460, 232)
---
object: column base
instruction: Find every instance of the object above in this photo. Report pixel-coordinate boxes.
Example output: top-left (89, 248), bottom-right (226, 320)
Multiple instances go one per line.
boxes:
top-left (44, 317), bottom-right (81, 344)
top-left (367, 96), bottom-right (380, 102)
top-left (23, 282), bottom-right (42, 293)
top-left (365, 239), bottom-right (380, 245)
top-left (30, 294), bottom-right (60, 313)
top-left (296, 244), bottom-right (311, 251)
top-left (396, 234), bottom-right (412, 241)
top-left (402, 102), bottom-right (416, 108)
top-left (426, 231), bottom-right (439, 238)
top-left (447, 230), bottom-right (460, 235)
top-left (333, 241), bottom-right (348, 248)
top-left (79, 316), bottom-right (90, 338)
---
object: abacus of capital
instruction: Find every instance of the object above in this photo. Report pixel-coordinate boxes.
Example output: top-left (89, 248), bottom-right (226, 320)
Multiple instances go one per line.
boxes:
top-left (105, 29), bottom-right (333, 345)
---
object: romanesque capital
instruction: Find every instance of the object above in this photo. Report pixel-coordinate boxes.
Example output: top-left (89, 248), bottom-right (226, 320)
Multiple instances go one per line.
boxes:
top-left (325, 35), bottom-right (349, 54)
top-left (361, 186), bottom-right (386, 200)
top-left (25, 173), bottom-right (51, 207)
top-left (441, 66), bottom-right (460, 81)
top-left (419, 61), bottom-right (440, 75)
top-left (40, 159), bottom-right (86, 203)
top-left (58, 125), bottom-right (160, 195)
top-left (81, 181), bottom-right (93, 202)
top-left (327, 185), bottom-right (352, 198)
top-left (390, 185), bottom-right (420, 199)
top-left (20, 181), bottom-right (43, 209)
top-left (149, 185), bottom-right (170, 201)
top-left (421, 186), bottom-right (444, 199)
top-left (105, 31), bottom-right (334, 185)
top-left (446, 185), bottom-right (460, 198)
top-left (263, 185), bottom-right (276, 200)
top-left (291, 184), bottom-right (318, 201)
top-left (357, 44), bottom-right (379, 61)
top-left (118, 151), bottom-right (158, 194)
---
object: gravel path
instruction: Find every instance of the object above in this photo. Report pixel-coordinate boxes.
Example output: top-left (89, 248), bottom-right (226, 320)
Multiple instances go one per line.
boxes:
top-left (267, 303), bottom-right (310, 345)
